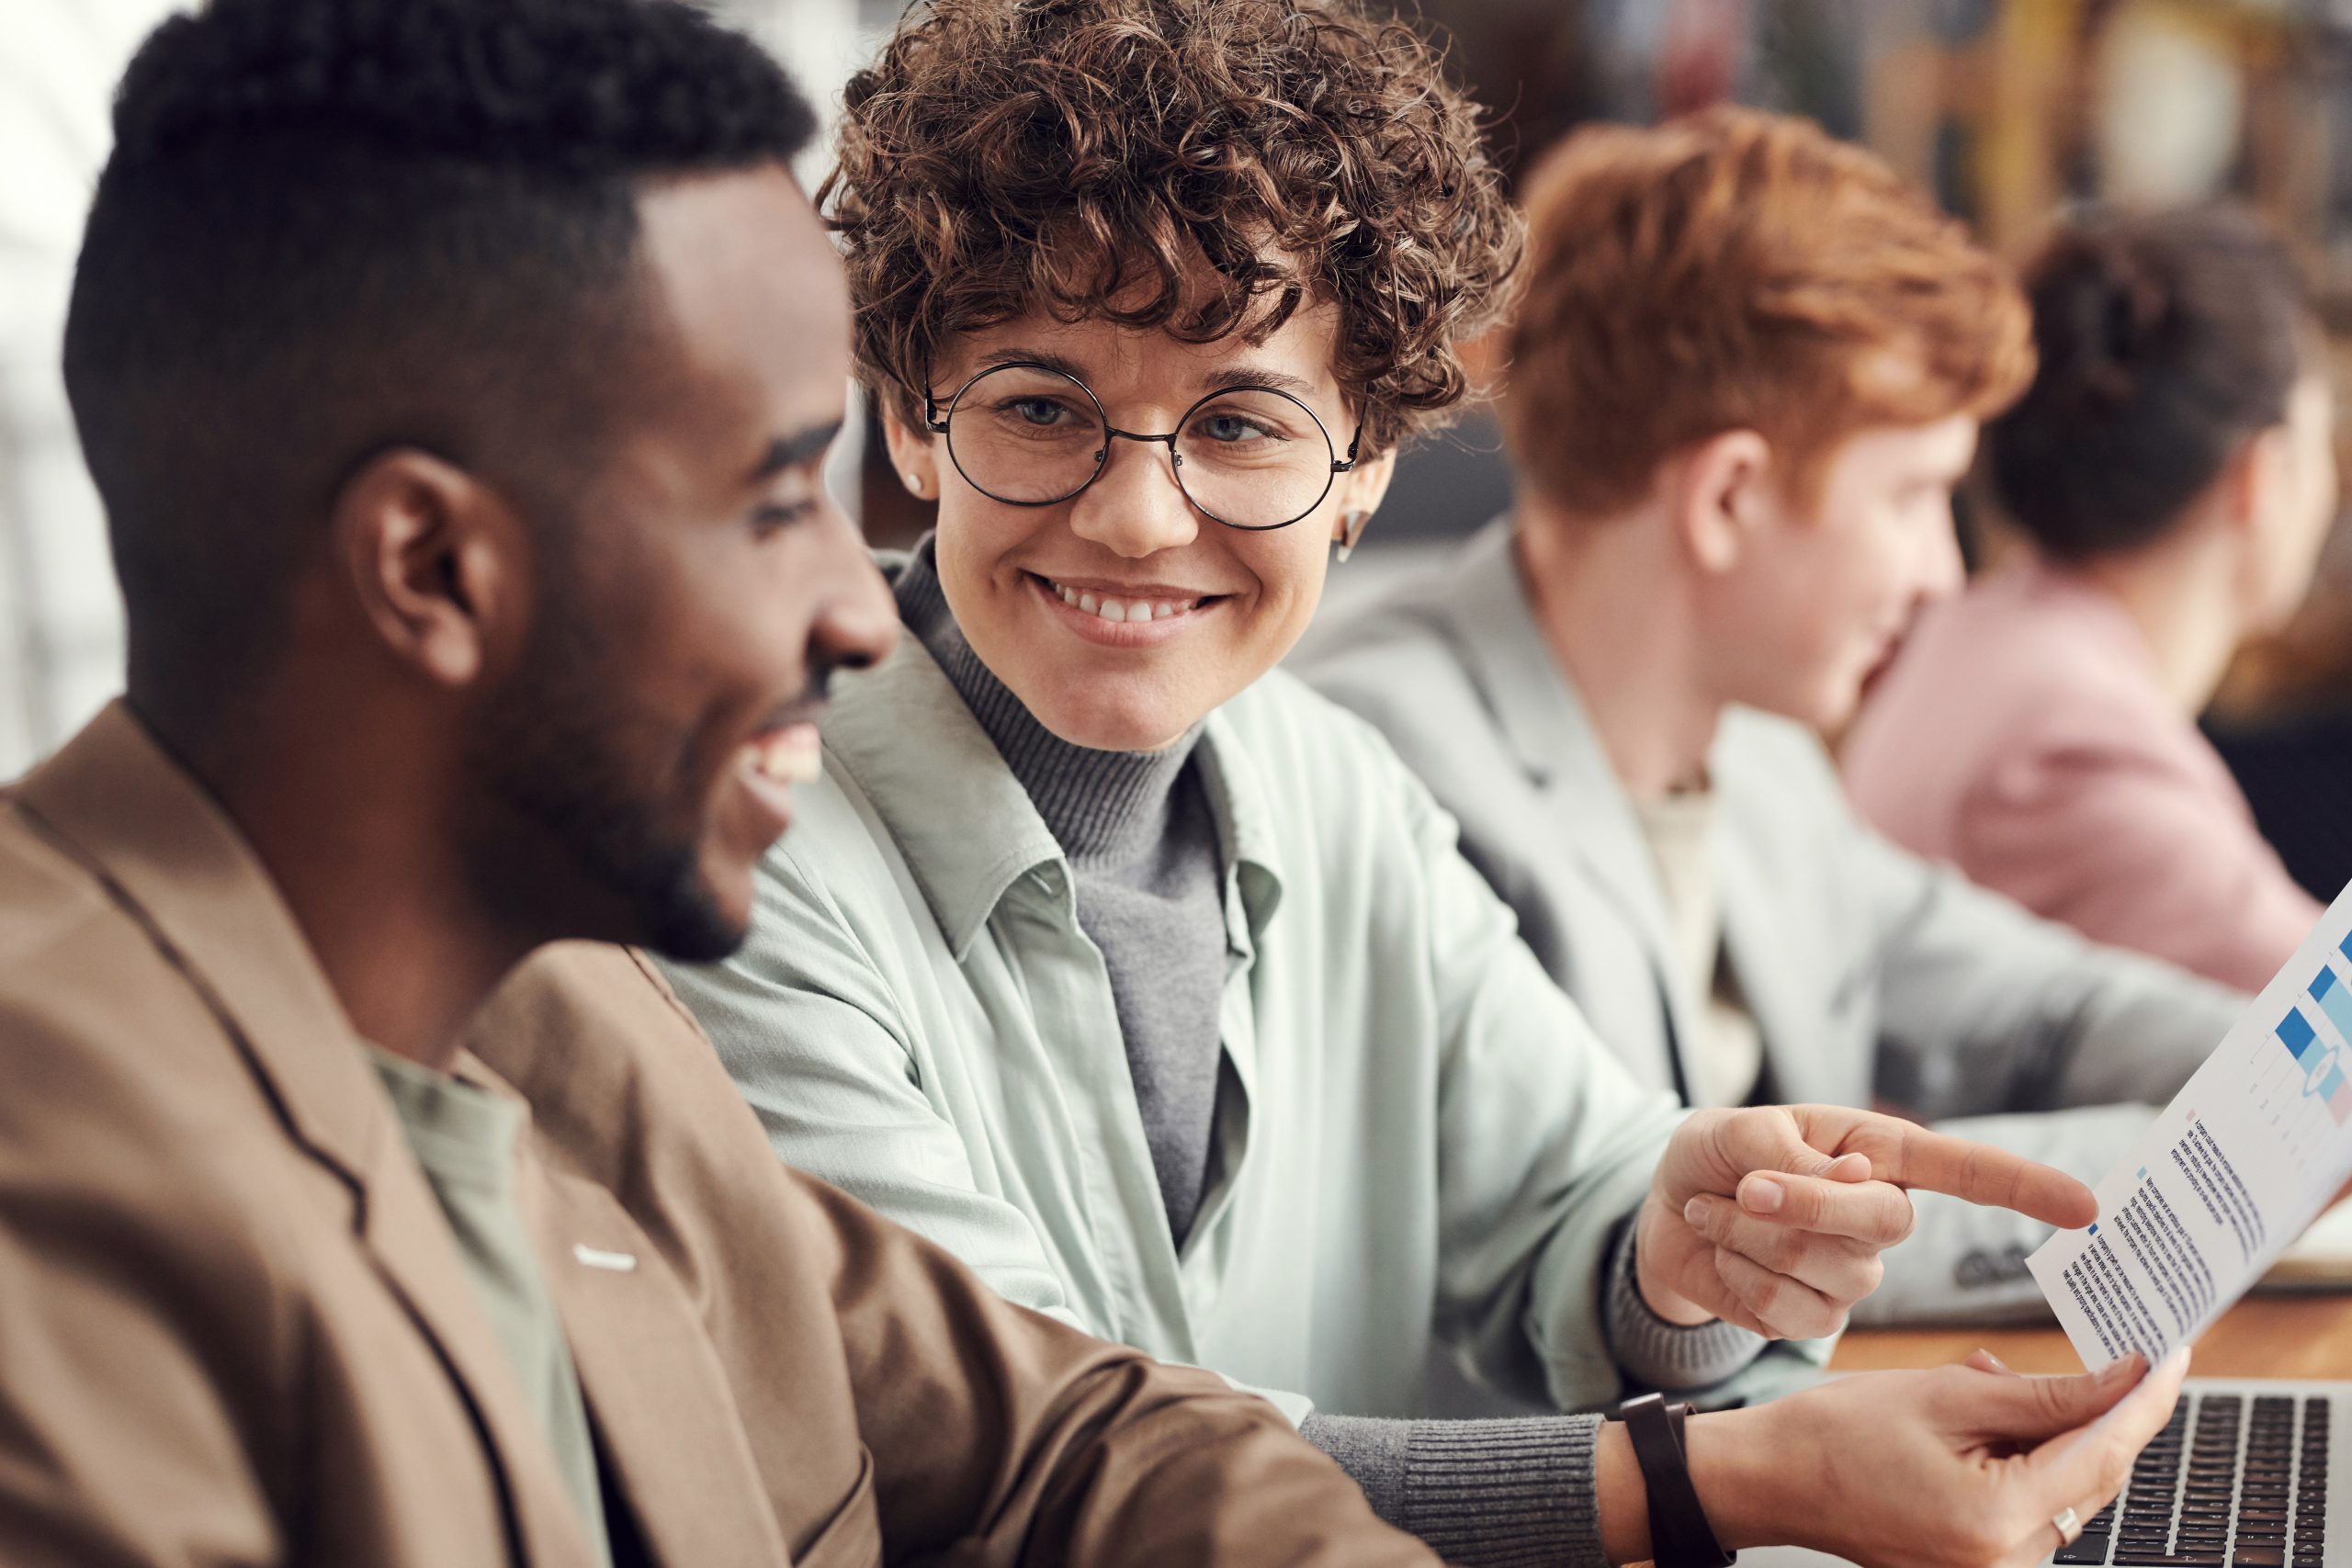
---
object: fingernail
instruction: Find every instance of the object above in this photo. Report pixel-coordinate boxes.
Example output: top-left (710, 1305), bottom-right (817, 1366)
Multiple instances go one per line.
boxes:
top-left (1684, 1195), bottom-right (1718, 1228)
top-left (2100, 1353), bottom-right (2144, 1382)
top-left (1980, 1350), bottom-right (2012, 1373)
top-left (1741, 1176), bottom-right (1784, 1214)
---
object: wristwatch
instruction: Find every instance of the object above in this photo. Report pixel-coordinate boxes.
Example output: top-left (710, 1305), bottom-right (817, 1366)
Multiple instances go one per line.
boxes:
top-left (1615, 1393), bottom-right (1736, 1568)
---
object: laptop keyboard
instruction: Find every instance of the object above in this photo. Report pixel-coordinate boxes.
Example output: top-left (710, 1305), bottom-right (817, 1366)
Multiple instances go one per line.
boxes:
top-left (2055, 1393), bottom-right (2330, 1567)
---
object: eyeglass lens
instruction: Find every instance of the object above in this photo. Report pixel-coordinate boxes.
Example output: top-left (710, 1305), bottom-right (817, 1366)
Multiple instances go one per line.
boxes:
top-left (943, 364), bottom-right (1339, 528)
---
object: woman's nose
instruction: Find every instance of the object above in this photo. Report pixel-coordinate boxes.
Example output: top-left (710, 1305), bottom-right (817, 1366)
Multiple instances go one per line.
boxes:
top-left (1067, 435), bottom-right (1202, 558)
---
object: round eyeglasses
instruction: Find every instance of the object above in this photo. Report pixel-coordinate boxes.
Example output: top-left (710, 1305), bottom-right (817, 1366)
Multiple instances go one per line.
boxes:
top-left (922, 362), bottom-right (1363, 531)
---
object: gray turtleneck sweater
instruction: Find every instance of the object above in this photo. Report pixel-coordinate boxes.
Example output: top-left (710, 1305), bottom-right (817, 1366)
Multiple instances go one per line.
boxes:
top-left (896, 540), bottom-right (1763, 1566)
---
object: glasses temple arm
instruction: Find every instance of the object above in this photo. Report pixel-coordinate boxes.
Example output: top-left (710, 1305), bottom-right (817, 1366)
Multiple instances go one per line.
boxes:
top-left (1334, 422), bottom-right (1364, 474)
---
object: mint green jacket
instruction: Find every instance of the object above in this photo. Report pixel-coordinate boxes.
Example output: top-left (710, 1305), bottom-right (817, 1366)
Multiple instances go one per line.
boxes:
top-left (666, 630), bottom-right (1828, 1423)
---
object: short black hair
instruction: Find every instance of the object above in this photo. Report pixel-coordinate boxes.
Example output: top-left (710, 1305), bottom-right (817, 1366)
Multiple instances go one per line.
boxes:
top-left (1988, 205), bottom-right (2317, 563)
top-left (65, 0), bottom-right (816, 722)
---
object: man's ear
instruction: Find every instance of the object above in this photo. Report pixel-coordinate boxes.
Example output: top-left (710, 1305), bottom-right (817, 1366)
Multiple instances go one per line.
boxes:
top-left (331, 448), bottom-right (525, 691)
top-left (879, 399), bottom-right (943, 501)
top-left (1329, 444), bottom-right (1399, 548)
top-left (1675, 429), bottom-right (1776, 574)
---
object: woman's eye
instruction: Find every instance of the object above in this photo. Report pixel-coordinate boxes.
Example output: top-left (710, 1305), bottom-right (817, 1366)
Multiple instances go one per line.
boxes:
top-left (1009, 398), bottom-right (1071, 427)
top-left (1199, 412), bottom-right (1275, 444)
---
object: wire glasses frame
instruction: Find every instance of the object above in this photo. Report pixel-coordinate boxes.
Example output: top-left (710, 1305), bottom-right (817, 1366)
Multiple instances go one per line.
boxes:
top-left (922, 360), bottom-right (1363, 532)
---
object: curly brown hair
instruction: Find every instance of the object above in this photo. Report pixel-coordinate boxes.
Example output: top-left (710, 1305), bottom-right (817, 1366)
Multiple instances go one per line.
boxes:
top-left (822, 0), bottom-right (1522, 456)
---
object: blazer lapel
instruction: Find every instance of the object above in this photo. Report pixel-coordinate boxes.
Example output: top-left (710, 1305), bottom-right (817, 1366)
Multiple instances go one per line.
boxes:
top-left (518, 1156), bottom-right (787, 1568)
top-left (1714, 786), bottom-right (1840, 1109)
top-left (1427, 525), bottom-right (1700, 1094)
top-left (356, 1140), bottom-right (605, 1568)
top-left (12, 705), bottom-right (600, 1568)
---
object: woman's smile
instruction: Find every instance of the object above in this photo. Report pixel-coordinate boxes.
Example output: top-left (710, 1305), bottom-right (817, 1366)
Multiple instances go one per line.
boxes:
top-left (1025, 570), bottom-right (1230, 647)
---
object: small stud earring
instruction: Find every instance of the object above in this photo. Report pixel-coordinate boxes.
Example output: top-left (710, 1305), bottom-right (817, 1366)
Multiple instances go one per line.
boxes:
top-left (1336, 510), bottom-right (1371, 562)
top-left (906, 472), bottom-right (926, 498)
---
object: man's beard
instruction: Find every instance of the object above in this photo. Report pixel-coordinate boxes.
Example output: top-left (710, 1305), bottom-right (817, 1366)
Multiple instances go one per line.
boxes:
top-left (466, 597), bottom-right (747, 964)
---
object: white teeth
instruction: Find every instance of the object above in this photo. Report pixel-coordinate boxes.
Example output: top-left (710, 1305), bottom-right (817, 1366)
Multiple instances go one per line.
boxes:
top-left (748, 730), bottom-right (821, 786)
top-left (1048, 580), bottom-right (1201, 626)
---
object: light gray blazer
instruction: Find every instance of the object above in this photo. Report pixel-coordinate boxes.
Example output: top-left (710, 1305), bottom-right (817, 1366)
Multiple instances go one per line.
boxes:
top-left (1296, 519), bottom-right (2247, 1325)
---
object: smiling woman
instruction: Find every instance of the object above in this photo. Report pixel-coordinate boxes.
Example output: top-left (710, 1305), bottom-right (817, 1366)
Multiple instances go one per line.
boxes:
top-left (653, 5), bottom-right (2170, 1566)
top-left (818, 0), bottom-right (1519, 752)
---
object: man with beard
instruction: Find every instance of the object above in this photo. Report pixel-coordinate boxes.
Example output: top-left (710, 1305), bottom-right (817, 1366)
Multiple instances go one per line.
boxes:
top-left (0, 0), bottom-right (1452, 1562)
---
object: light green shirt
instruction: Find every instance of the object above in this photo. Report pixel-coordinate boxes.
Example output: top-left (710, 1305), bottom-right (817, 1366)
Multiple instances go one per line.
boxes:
top-left (368, 1048), bottom-right (612, 1567)
top-left (666, 626), bottom-right (1827, 1424)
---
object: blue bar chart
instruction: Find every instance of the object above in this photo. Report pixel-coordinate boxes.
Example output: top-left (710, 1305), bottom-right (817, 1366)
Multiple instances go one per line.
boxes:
top-left (2275, 931), bottom-right (2352, 1128)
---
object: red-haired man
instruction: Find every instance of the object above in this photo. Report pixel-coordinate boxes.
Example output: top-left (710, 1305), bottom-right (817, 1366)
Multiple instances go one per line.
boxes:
top-left (1303, 106), bottom-right (2246, 1329)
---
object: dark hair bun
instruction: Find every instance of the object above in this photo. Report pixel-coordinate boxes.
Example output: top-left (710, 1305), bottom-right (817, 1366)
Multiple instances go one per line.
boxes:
top-left (1989, 204), bottom-right (2312, 561)
top-left (2046, 229), bottom-right (2173, 409)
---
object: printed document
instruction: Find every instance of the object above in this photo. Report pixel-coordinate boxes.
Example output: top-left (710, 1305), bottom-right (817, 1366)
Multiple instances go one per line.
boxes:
top-left (2030, 881), bottom-right (2352, 1367)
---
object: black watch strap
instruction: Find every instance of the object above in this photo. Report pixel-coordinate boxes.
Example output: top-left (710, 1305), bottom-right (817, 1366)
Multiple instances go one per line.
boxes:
top-left (1619, 1393), bottom-right (1735, 1568)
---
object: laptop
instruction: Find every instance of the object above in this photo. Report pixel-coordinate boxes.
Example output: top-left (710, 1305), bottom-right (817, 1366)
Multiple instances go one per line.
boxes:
top-left (1738, 1378), bottom-right (2345, 1568)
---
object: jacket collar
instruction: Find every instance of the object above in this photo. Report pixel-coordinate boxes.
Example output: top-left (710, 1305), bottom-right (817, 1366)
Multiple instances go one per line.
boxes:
top-left (10, 703), bottom-right (605, 1568)
top-left (823, 630), bottom-right (1068, 957)
top-left (824, 567), bottom-right (1286, 961)
top-left (1423, 518), bottom-right (1683, 970)
top-left (12, 702), bottom-right (389, 1181)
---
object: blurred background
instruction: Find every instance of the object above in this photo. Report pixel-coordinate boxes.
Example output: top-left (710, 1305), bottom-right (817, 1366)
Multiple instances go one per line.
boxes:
top-left (6, 0), bottom-right (2351, 885)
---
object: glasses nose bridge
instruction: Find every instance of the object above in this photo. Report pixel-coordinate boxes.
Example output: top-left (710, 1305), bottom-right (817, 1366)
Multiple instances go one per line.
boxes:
top-left (1094, 422), bottom-right (1189, 492)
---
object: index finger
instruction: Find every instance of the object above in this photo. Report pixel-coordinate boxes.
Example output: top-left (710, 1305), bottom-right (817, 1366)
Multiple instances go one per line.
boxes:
top-left (1868, 1122), bottom-right (2097, 1229)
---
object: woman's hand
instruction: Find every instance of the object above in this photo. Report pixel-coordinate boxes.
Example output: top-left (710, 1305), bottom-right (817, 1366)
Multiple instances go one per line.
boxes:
top-left (1634, 1104), bottom-right (2098, 1337)
top-left (1634, 1348), bottom-right (2193, 1568)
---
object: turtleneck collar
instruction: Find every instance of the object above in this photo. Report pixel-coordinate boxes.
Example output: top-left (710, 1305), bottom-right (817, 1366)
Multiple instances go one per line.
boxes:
top-left (893, 536), bottom-right (1202, 866)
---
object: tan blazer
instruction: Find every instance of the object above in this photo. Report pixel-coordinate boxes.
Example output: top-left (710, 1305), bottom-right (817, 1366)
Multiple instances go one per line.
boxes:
top-left (0, 704), bottom-right (1432, 1568)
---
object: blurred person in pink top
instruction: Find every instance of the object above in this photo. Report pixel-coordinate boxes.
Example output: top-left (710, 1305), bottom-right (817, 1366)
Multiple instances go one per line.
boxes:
top-left (1844, 206), bottom-right (2340, 992)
